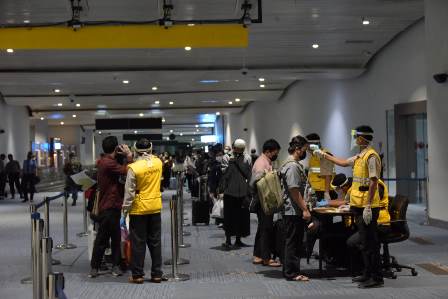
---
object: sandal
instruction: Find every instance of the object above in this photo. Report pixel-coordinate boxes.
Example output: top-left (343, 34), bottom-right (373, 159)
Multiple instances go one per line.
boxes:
top-left (290, 275), bottom-right (309, 282)
top-left (262, 259), bottom-right (282, 267)
top-left (252, 257), bottom-right (263, 265)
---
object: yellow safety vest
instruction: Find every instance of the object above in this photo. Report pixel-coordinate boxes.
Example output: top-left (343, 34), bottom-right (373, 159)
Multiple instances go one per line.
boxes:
top-left (378, 179), bottom-right (391, 225)
top-left (350, 147), bottom-right (381, 208)
top-left (128, 157), bottom-right (163, 215)
top-left (308, 148), bottom-right (335, 192)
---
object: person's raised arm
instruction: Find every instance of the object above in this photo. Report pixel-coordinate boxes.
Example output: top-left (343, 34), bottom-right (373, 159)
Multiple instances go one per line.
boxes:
top-left (315, 150), bottom-right (355, 167)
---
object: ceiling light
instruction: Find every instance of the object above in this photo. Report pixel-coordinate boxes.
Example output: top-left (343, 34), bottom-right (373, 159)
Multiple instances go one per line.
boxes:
top-left (57, 103), bottom-right (63, 107)
top-left (184, 46), bottom-right (192, 51)
top-left (40, 117), bottom-right (45, 120)
top-left (228, 101), bottom-right (233, 105)
top-left (235, 98), bottom-right (241, 102)
top-left (98, 131), bottom-right (102, 135)
top-left (155, 100), bottom-right (160, 104)
top-left (259, 84), bottom-right (265, 88)
top-left (152, 86), bottom-right (158, 91)
top-left (162, 118), bottom-right (166, 123)
top-left (6, 49), bottom-right (14, 53)
top-left (134, 130), bottom-right (138, 134)
top-left (188, 23), bottom-right (195, 27)
top-left (72, 114), bottom-right (77, 118)
top-left (169, 101), bottom-right (174, 105)
top-left (200, 80), bottom-right (219, 84)
top-left (60, 121), bottom-right (64, 125)
top-left (258, 78), bottom-right (265, 82)
top-left (195, 125), bottom-right (199, 128)
top-left (76, 103), bottom-right (81, 107)
top-left (312, 43), bottom-right (319, 49)
top-left (24, 20), bottom-right (30, 24)
top-left (139, 113), bottom-right (144, 117)
top-left (170, 129), bottom-right (173, 133)
top-left (54, 89), bottom-right (61, 93)
top-left (166, 137), bottom-right (170, 140)
top-left (196, 129), bottom-right (199, 132)
top-left (192, 138), bottom-right (195, 141)
top-left (216, 112), bottom-right (221, 115)
top-left (362, 18), bottom-right (370, 25)
top-left (122, 80), bottom-right (130, 84)
top-left (180, 133), bottom-right (183, 136)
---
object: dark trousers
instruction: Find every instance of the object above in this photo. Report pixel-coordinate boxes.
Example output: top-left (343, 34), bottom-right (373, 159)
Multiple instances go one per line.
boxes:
top-left (282, 215), bottom-right (305, 279)
top-left (0, 173), bottom-right (6, 197)
top-left (65, 186), bottom-right (78, 204)
top-left (129, 213), bottom-right (162, 279)
top-left (351, 207), bottom-right (382, 281)
top-left (91, 209), bottom-right (121, 269)
top-left (253, 208), bottom-right (274, 260)
top-left (22, 174), bottom-right (36, 202)
top-left (8, 173), bottom-right (22, 197)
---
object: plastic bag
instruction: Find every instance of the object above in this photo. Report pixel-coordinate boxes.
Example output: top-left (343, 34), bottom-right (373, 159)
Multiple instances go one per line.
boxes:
top-left (211, 198), bottom-right (224, 219)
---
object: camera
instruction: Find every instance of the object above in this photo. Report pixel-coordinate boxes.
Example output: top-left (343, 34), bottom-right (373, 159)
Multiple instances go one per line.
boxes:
top-left (241, 68), bottom-right (249, 75)
top-left (433, 73), bottom-right (448, 84)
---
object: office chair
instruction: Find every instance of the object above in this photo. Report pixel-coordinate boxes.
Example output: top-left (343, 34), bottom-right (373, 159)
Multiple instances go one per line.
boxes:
top-left (379, 195), bottom-right (418, 279)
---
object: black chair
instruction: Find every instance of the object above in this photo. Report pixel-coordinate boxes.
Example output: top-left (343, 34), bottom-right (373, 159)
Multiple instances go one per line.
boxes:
top-left (379, 195), bottom-right (418, 278)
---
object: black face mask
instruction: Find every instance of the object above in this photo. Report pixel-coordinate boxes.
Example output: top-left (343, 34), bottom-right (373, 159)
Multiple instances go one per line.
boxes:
top-left (271, 154), bottom-right (278, 162)
top-left (299, 151), bottom-right (307, 161)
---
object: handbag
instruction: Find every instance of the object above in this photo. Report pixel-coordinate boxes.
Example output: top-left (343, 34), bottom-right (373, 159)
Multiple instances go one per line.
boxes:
top-left (233, 160), bottom-right (252, 209)
top-left (211, 197), bottom-right (224, 219)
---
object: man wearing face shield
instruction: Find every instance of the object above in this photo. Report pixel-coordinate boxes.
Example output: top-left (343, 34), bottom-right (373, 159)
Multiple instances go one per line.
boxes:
top-left (220, 139), bottom-right (252, 249)
top-left (314, 125), bottom-right (383, 288)
top-left (280, 135), bottom-right (311, 282)
top-left (305, 133), bottom-right (336, 202)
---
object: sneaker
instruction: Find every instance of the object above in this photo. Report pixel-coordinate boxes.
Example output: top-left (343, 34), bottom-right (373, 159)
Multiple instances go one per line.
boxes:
top-left (352, 275), bottom-right (370, 283)
top-left (111, 266), bottom-right (123, 277)
top-left (358, 278), bottom-right (384, 289)
top-left (88, 268), bottom-right (99, 278)
top-left (129, 276), bottom-right (144, 284)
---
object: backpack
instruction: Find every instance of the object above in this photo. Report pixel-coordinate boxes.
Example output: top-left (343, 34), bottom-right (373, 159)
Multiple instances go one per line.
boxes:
top-left (256, 159), bottom-right (295, 215)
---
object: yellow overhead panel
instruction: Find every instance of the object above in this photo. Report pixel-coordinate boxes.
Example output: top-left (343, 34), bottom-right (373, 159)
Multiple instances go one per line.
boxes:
top-left (0, 24), bottom-right (248, 49)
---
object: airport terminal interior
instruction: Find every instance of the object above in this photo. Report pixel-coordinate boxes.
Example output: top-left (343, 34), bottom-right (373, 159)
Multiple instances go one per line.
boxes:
top-left (1, 0), bottom-right (448, 298)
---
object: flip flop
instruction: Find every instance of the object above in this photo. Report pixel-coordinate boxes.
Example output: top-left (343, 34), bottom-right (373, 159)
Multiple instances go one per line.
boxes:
top-left (262, 260), bottom-right (282, 267)
top-left (290, 275), bottom-right (309, 282)
top-left (252, 258), bottom-right (263, 265)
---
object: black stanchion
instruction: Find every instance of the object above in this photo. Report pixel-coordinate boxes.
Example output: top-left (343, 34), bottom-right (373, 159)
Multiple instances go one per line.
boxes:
top-left (177, 172), bottom-right (191, 248)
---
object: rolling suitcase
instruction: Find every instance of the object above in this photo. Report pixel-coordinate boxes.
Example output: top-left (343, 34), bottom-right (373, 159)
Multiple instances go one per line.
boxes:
top-left (192, 176), bottom-right (210, 225)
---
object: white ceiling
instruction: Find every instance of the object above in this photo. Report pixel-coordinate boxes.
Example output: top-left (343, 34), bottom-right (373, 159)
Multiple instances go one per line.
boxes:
top-left (0, 0), bottom-right (424, 131)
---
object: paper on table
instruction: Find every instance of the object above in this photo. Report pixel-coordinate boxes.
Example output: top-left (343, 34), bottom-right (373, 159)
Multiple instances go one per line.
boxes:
top-left (70, 170), bottom-right (96, 191)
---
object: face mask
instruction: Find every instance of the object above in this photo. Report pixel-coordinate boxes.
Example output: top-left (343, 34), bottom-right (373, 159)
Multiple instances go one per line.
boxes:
top-left (224, 150), bottom-right (229, 154)
top-left (299, 151), bottom-right (307, 161)
top-left (270, 154), bottom-right (278, 162)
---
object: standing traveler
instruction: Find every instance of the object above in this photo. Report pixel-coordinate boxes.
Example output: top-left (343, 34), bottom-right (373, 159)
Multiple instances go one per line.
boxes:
top-left (280, 135), bottom-right (311, 282)
top-left (5, 154), bottom-right (22, 199)
top-left (315, 125), bottom-right (384, 288)
top-left (89, 136), bottom-right (132, 278)
top-left (251, 139), bottom-right (282, 267)
top-left (305, 133), bottom-right (336, 200)
top-left (0, 154), bottom-right (6, 199)
top-left (22, 152), bottom-right (38, 203)
top-left (122, 138), bottom-right (164, 284)
top-left (220, 139), bottom-right (252, 249)
top-left (63, 152), bottom-right (83, 206)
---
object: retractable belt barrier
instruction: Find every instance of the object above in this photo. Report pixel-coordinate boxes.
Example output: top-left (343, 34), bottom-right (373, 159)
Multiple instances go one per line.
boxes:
top-left (24, 192), bottom-right (69, 299)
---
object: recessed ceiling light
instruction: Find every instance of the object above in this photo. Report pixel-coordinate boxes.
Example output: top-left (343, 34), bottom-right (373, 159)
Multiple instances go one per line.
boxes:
top-left (195, 124), bottom-right (199, 128)
top-left (200, 80), bottom-right (219, 84)
top-left (228, 101), bottom-right (233, 105)
top-left (196, 129), bottom-right (199, 132)
top-left (180, 133), bottom-right (183, 136)
top-left (152, 86), bottom-right (158, 91)
top-left (170, 129), bottom-right (173, 133)
top-left (57, 103), bottom-right (63, 107)
top-left (72, 114), bottom-right (77, 118)
top-left (312, 43), bottom-right (319, 49)
top-left (54, 89), bottom-right (61, 93)
top-left (188, 23), bottom-right (195, 27)
top-left (216, 112), bottom-right (221, 115)
top-left (362, 19), bottom-right (370, 25)
top-left (76, 103), bottom-right (81, 107)
top-left (60, 121), bottom-right (64, 125)
top-left (122, 80), bottom-right (130, 84)
top-left (139, 113), bottom-right (144, 117)
top-left (169, 101), bottom-right (174, 105)
top-left (166, 137), bottom-right (170, 140)
top-left (184, 46), bottom-right (192, 51)
top-left (162, 118), bottom-right (166, 123)
top-left (40, 117), bottom-right (45, 120)
top-left (258, 78), bottom-right (265, 82)
top-left (155, 100), bottom-right (160, 104)
top-left (192, 138), bottom-right (195, 141)
top-left (98, 131), bottom-right (102, 135)
top-left (134, 130), bottom-right (138, 134)
top-left (24, 20), bottom-right (30, 24)
top-left (259, 84), bottom-right (265, 88)
top-left (6, 49), bottom-right (14, 53)
top-left (235, 98), bottom-right (241, 102)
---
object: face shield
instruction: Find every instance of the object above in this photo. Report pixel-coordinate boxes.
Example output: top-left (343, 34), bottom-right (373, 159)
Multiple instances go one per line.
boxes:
top-left (350, 129), bottom-right (373, 151)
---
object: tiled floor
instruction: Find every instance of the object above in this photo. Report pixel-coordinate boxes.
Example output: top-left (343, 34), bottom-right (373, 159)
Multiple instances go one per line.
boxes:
top-left (1, 191), bottom-right (448, 299)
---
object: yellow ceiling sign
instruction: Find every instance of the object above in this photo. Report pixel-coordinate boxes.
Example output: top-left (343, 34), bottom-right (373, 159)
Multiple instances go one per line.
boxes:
top-left (0, 24), bottom-right (248, 49)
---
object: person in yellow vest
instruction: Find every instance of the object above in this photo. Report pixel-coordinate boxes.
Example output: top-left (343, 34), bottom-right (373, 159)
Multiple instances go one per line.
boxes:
top-left (306, 133), bottom-right (336, 201)
top-left (314, 125), bottom-right (384, 288)
top-left (122, 138), bottom-right (164, 284)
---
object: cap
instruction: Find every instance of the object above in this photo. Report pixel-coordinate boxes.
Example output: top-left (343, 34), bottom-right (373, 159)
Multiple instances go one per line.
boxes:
top-left (233, 139), bottom-right (246, 149)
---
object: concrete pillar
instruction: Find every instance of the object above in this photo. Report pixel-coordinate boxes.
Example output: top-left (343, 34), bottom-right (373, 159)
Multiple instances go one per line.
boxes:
top-left (425, 0), bottom-right (448, 226)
